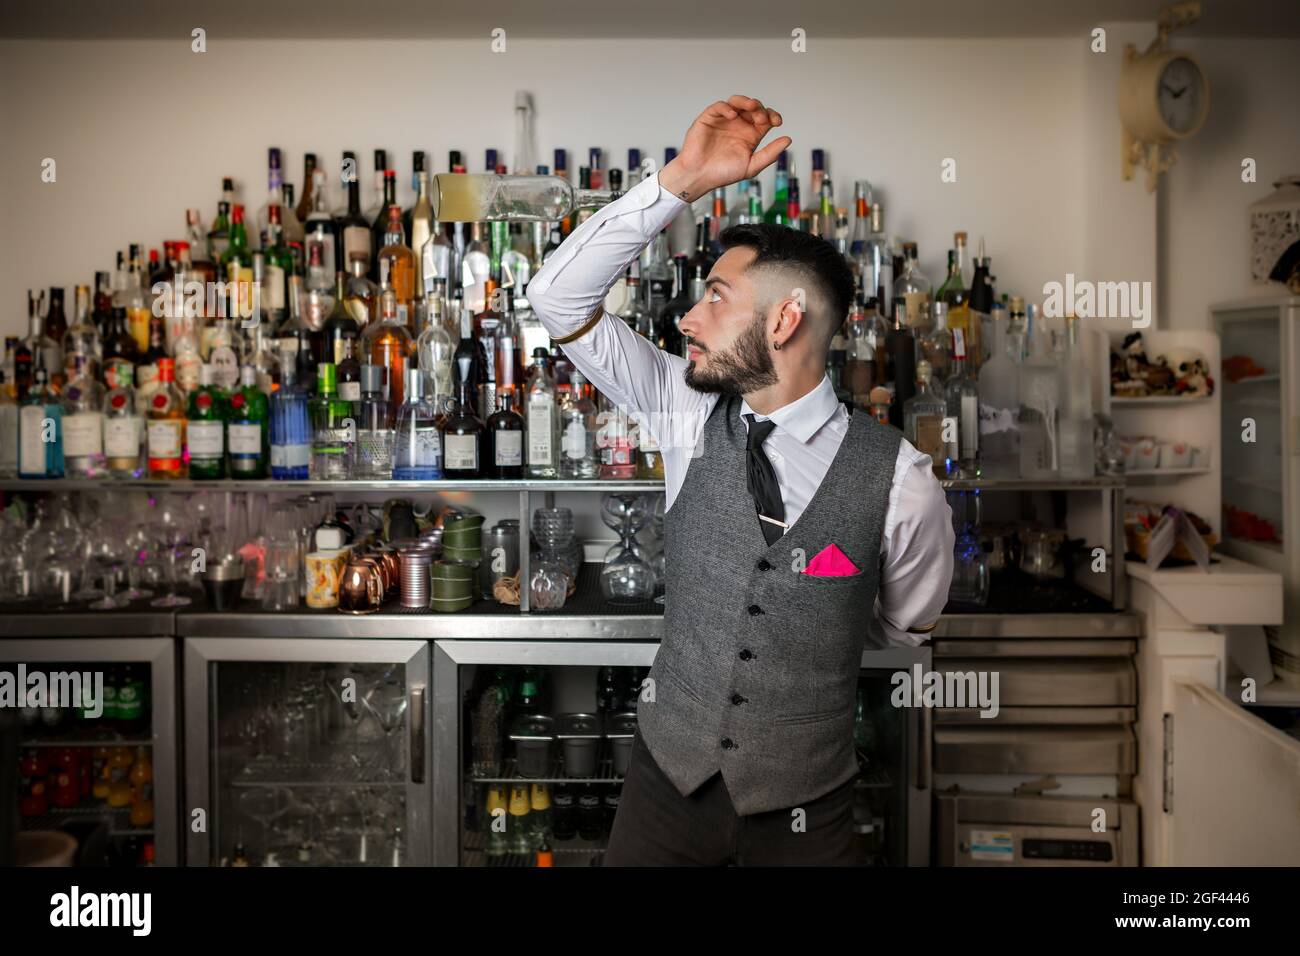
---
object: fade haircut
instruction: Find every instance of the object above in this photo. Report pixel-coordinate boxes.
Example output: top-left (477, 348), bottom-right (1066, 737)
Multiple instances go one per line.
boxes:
top-left (718, 223), bottom-right (855, 347)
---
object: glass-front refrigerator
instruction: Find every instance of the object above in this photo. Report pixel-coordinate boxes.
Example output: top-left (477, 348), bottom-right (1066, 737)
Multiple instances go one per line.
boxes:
top-left (1, 637), bottom-right (177, 866)
top-left (432, 640), bottom-right (930, 866)
top-left (183, 638), bottom-right (430, 866)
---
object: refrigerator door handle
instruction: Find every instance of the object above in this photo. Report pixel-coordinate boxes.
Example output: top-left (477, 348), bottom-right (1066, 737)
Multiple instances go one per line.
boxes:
top-left (410, 684), bottom-right (426, 784)
top-left (916, 704), bottom-right (932, 791)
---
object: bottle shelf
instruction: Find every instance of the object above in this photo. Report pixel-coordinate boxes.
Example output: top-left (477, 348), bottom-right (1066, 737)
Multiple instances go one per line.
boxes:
top-left (1124, 467), bottom-right (1213, 480)
top-left (20, 804), bottom-right (154, 836)
top-left (1110, 395), bottom-right (1213, 406)
top-left (0, 478), bottom-right (667, 493)
top-left (470, 754), bottom-right (627, 786)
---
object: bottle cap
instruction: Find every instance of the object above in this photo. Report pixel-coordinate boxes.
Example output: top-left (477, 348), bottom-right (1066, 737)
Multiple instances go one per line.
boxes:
top-left (627, 148), bottom-right (641, 170)
top-left (533, 347), bottom-right (548, 359)
top-left (812, 148), bottom-right (825, 170)
top-left (553, 148), bottom-right (566, 170)
top-left (485, 148), bottom-right (498, 170)
top-left (361, 364), bottom-right (384, 393)
top-left (240, 365), bottom-right (257, 387)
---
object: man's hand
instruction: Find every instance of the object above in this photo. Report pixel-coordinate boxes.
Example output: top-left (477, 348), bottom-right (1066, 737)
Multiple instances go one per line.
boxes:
top-left (658, 95), bottom-right (791, 204)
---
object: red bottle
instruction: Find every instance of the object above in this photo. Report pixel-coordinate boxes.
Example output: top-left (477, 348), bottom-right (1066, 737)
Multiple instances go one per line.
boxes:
top-left (19, 751), bottom-right (49, 817)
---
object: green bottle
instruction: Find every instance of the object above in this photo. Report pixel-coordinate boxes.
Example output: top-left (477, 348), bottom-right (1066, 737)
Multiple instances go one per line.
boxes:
top-left (186, 363), bottom-right (228, 479)
top-left (308, 362), bottom-right (355, 478)
top-left (220, 203), bottom-right (252, 274)
top-left (227, 364), bottom-right (269, 478)
top-left (764, 153), bottom-right (790, 226)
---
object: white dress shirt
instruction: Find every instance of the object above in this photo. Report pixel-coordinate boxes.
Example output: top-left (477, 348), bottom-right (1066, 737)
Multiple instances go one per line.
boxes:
top-left (527, 171), bottom-right (955, 646)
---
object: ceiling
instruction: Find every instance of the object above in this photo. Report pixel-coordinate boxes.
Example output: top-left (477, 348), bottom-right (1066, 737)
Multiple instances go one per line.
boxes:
top-left (3, 0), bottom-right (1298, 39)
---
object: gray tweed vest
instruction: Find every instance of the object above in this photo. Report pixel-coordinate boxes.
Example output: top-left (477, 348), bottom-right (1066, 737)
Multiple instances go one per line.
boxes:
top-left (638, 393), bottom-right (902, 816)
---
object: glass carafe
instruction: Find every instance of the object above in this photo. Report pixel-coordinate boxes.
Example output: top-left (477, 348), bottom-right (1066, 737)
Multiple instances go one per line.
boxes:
top-left (598, 494), bottom-right (656, 604)
top-left (432, 173), bottom-right (614, 223)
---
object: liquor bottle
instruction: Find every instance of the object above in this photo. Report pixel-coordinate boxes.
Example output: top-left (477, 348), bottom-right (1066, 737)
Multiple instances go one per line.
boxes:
top-left (799, 149), bottom-right (825, 230)
top-left (451, 307), bottom-right (489, 419)
top-left (44, 288), bottom-right (69, 355)
top-left (183, 213), bottom-right (216, 288)
top-left (308, 363), bottom-right (354, 479)
top-left (145, 358), bottom-right (186, 479)
top-left (63, 285), bottom-right (101, 385)
top-left (642, 231), bottom-right (674, 321)
top-left (304, 168), bottom-right (340, 275)
top-left (785, 174), bottom-right (802, 231)
top-left (420, 219), bottom-right (456, 294)
top-left (227, 365), bottom-right (269, 479)
top-left (863, 204), bottom-right (894, 322)
top-left (885, 302), bottom-right (916, 431)
top-left (977, 310), bottom-right (1021, 478)
top-left (559, 370), bottom-right (597, 479)
top-left (967, 239), bottom-right (994, 372)
top-left (0, 369), bottom-right (16, 478)
top-left (363, 149), bottom-right (388, 226)
top-left (23, 299), bottom-right (64, 395)
top-left (92, 270), bottom-right (114, 335)
top-left (726, 177), bottom-right (750, 225)
top-left (688, 219), bottom-right (717, 280)
top-left (339, 160), bottom-right (372, 276)
top-left (18, 366), bottom-right (63, 478)
top-left (103, 364), bottom-right (143, 478)
top-left (938, 232), bottom-right (973, 351)
top-left (128, 746), bottom-right (153, 828)
top-left (207, 179), bottom-right (234, 263)
top-left (221, 202), bottom-right (253, 284)
top-left (408, 157), bottom-right (435, 292)
top-left (431, 170), bottom-right (617, 224)
top-left (378, 205), bottom-right (416, 318)
top-left (597, 389), bottom-right (636, 480)
top-left (185, 364), bottom-right (227, 479)
top-left (270, 343), bottom-right (311, 479)
top-left (658, 256), bottom-right (695, 359)
top-left (919, 301), bottom-right (954, 385)
top-left (1057, 315), bottom-right (1095, 480)
top-left (134, 314), bottom-right (169, 416)
top-left (262, 206), bottom-right (295, 323)
top-left (392, 368), bottom-right (442, 479)
top-left (296, 153), bottom-right (317, 223)
top-left (256, 148), bottom-right (284, 248)
top-left (416, 285), bottom-right (455, 414)
top-left (354, 364), bottom-right (394, 477)
top-left (1018, 321), bottom-right (1060, 480)
top-left (944, 328), bottom-right (981, 478)
top-left (764, 152), bottom-right (790, 225)
top-left (617, 274), bottom-right (649, 336)
top-left (61, 353), bottom-right (106, 477)
top-left (442, 377), bottom-right (483, 479)
top-left (281, 184), bottom-right (305, 272)
top-left (524, 348), bottom-right (558, 478)
top-left (369, 170), bottom-right (399, 281)
top-left (484, 390), bottom-right (524, 479)
top-left (363, 287), bottom-right (414, 413)
top-left (102, 307), bottom-right (140, 392)
top-left (893, 243), bottom-right (931, 333)
top-left (633, 410), bottom-right (664, 480)
top-left (344, 253), bottom-right (379, 326)
top-left (904, 361), bottom-right (947, 477)
top-left (322, 271), bottom-right (361, 367)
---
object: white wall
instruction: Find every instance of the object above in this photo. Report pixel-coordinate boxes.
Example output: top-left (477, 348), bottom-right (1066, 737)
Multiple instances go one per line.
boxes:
top-left (1, 37), bottom-right (1090, 337)
top-left (1160, 38), bottom-right (1300, 328)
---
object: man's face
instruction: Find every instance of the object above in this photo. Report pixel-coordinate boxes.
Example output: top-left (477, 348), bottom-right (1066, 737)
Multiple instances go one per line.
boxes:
top-left (679, 247), bottom-right (779, 395)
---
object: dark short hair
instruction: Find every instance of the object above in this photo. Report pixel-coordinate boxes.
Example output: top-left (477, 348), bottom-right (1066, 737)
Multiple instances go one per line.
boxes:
top-left (719, 223), bottom-right (854, 342)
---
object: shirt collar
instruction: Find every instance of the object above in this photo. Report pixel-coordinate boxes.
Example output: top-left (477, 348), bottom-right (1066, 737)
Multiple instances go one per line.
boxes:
top-left (739, 376), bottom-right (841, 444)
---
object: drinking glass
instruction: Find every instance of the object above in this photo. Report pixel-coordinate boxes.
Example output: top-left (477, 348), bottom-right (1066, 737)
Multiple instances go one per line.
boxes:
top-left (361, 668), bottom-right (408, 781)
top-left (262, 502), bottom-right (301, 611)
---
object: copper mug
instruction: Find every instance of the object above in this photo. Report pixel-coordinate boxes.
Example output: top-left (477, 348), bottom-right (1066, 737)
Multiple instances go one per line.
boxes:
top-left (339, 556), bottom-right (385, 614)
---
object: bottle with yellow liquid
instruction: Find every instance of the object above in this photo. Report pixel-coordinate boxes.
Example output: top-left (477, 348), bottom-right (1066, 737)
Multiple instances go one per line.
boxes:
top-left (485, 784), bottom-right (508, 858)
top-left (106, 746), bottom-right (133, 808)
top-left (129, 745), bottom-right (153, 827)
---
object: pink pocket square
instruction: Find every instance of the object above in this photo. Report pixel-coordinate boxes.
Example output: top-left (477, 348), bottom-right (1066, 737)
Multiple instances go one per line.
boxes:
top-left (802, 543), bottom-right (860, 576)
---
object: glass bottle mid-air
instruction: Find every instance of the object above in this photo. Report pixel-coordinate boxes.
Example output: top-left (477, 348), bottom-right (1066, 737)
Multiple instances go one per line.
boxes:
top-left (431, 173), bottom-right (614, 222)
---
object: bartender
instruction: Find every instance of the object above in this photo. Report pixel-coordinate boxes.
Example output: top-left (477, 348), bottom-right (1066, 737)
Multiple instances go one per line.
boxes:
top-left (528, 95), bottom-right (954, 866)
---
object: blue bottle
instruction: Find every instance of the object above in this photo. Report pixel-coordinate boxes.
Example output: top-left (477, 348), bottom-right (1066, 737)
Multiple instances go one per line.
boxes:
top-left (392, 368), bottom-right (442, 480)
top-left (18, 366), bottom-right (64, 478)
top-left (270, 351), bottom-right (310, 480)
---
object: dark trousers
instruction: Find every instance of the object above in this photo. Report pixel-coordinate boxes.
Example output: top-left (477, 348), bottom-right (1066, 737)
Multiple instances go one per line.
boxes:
top-left (602, 728), bottom-right (857, 866)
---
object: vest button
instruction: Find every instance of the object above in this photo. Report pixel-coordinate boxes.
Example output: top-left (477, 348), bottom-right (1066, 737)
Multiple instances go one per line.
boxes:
top-left (747, 604), bottom-right (763, 615)
top-left (755, 558), bottom-right (772, 571)
top-left (721, 737), bottom-right (735, 750)
top-left (739, 649), bottom-right (753, 661)
top-left (731, 693), bottom-right (746, 705)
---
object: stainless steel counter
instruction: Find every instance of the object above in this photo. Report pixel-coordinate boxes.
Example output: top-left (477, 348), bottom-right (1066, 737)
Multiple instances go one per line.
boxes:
top-left (0, 610), bottom-right (178, 637)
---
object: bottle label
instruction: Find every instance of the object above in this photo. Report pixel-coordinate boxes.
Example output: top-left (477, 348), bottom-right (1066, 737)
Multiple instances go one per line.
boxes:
top-left (104, 416), bottom-right (141, 459)
top-left (960, 394), bottom-right (980, 456)
top-left (343, 225), bottom-right (371, 262)
top-left (63, 412), bottom-right (104, 457)
top-left (942, 415), bottom-right (959, 463)
top-left (494, 430), bottom-right (523, 467)
top-left (228, 423), bottom-right (262, 455)
top-left (209, 347), bottom-right (239, 390)
top-left (338, 381), bottom-right (361, 402)
top-left (444, 433), bottom-right (478, 470)
top-left (271, 442), bottom-right (311, 469)
top-left (527, 401), bottom-right (553, 465)
top-left (562, 421), bottom-right (587, 460)
top-left (147, 420), bottom-right (183, 460)
top-left (914, 414), bottom-right (945, 462)
top-left (18, 406), bottom-right (49, 474)
top-left (186, 419), bottom-right (224, 456)
top-left (0, 407), bottom-right (17, 469)
top-left (104, 358), bottom-right (133, 391)
top-left (265, 264), bottom-right (286, 309)
top-left (599, 440), bottom-right (635, 467)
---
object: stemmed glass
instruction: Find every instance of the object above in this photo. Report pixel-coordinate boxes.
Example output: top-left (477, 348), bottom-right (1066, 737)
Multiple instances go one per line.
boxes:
top-left (150, 493), bottom-right (194, 607)
top-left (238, 786), bottom-right (294, 862)
top-left (361, 668), bottom-right (409, 781)
top-left (599, 493), bottom-right (656, 604)
top-left (325, 665), bottom-right (366, 772)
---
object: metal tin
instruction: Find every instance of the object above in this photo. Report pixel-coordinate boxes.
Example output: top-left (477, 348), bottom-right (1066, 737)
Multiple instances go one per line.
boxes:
top-left (604, 711), bottom-right (638, 776)
top-left (508, 713), bottom-right (556, 777)
top-left (556, 712), bottom-right (602, 777)
top-left (399, 546), bottom-right (434, 609)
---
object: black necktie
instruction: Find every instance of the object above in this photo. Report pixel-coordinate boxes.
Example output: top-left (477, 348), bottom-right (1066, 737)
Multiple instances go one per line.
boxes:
top-left (743, 414), bottom-right (785, 546)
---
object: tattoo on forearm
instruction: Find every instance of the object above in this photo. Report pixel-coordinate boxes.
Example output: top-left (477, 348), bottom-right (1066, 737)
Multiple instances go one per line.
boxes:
top-left (678, 190), bottom-right (691, 202)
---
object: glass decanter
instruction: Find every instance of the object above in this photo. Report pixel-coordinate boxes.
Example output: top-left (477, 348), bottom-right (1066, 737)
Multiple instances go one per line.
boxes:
top-left (598, 493), bottom-right (656, 604)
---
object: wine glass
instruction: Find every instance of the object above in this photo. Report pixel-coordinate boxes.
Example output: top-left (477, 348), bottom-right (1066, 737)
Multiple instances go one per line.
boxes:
top-left (361, 669), bottom-right (409, 780)
top-left (238, 786), bottom-right (294, 862)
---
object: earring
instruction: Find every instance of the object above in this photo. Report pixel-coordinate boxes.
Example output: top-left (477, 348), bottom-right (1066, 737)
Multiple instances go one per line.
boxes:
top-left (773, 341), bottom-right (782, 351)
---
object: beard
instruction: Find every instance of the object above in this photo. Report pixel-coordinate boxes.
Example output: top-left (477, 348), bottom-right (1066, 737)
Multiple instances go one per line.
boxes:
top-left (683, 309), bottom-right (778, 395)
